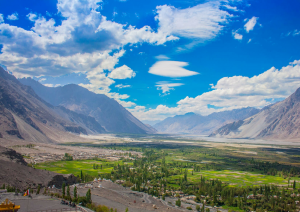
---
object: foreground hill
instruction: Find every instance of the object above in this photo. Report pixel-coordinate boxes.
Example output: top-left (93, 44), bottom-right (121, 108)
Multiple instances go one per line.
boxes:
top-left (0, 146), bottom-right (76, 190)
top-left (210, 87), bottom-right (300, 140)
top-left (0, 67), bottom-right (106, 143)
top-left (154, 107), bottom-right (259, 135)
top-left (20, 78), bottom-right (156, 134)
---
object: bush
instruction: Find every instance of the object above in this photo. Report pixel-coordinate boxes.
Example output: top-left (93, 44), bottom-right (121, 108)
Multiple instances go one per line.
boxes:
top-left (196, 205), bottom-right (201, 211)
top-left (187, 206), bottom-right (192, 210)
top-left (175, 198), bottom-right (181, 207)
top-left (77, 196), bottom-right (88, 206)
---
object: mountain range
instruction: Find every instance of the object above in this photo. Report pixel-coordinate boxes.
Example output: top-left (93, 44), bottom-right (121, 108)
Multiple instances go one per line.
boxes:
top-left (0, 67), bottom-right (155, 143)
top-left (210, 87), bottom-right (300, 140)
top-left (154, 107), bottom-right (260, 135)
top-left (19, 77), bottom-right (155, 134)
top-left (0, 66), bottom-right (102, 143)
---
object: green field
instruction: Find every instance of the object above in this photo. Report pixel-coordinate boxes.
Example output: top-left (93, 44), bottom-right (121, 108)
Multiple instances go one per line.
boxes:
top-left (35, 159), bottom-right (131, 177)
top-left (35, 157), bottom-right (297, 188)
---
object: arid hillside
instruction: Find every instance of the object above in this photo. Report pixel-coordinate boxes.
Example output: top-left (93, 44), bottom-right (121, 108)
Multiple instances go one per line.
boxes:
top-left (210, 87), bottom-right (300, 140)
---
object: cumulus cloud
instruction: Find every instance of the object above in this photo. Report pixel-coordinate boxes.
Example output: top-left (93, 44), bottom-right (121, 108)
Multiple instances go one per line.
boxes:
top-left (149, 61), bottom-right (199, 78)
top-left (0, 14), bottom-right (4, 23)
top-left (131, 60), bottom-right (300, 121)
top-left (244, 17), bottom-right (258, 32)
top-left (27, 13), bottom-right (37, 21)
top-left (7, 13), bottom-right (18, 21)
top-left (156, 82), bottom-right (184, 94)
top-left (108, 65), bottom-right (136, 79)
top-left (232, 31), bottom-right (243, 40)
top-left (0, 0), bottom-right (239, 107)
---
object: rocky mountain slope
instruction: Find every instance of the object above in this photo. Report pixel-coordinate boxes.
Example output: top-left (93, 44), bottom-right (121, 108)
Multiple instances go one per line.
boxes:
top-left (154, 108), bottom-right (259, 135)
top-left (0, 146), bottom-right (76, 190)
top-left (210, 87), bottom-right (300, 140)
top-left (0, 67), bottom-right (105, 143)
top-left (20, 78), bottom-right (156, 134)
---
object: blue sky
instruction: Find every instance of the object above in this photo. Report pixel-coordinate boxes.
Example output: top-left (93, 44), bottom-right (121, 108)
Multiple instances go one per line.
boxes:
top-left (1, 0), bottom-right (300, 123)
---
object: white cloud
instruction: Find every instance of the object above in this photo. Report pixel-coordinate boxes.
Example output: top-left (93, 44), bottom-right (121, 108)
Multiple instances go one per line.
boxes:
top-left (108, 65), bottom-right (136, 79)
top-left (155, 55), bottom-right (170, 60)
top-left (117, 100), bottom-right (136, 108)
top-left (156, 82), bottom-right (184, 94)
top-left (0, 14), bottom-right (4, 23)
top-left (116, 84), bottom-right (131, 88)
top-left (247, 39), bottom-right (252, 43)
top-left (27, 13), bottom-right (37, 22)
top-left (7, 13), bottom-right (18, 21)
top-left (287, 29), bottom-right (300, 37)
top-left (131, 60), bottom-right (300, 121)
top-left (155, 2), bottom-right (232, 42)
top-left (222, 5), bottom-right (239, 12)
top-left (43, 83), bottom-right (61, 87)
top-left (0, 0), bottom-right (240, 107)
top-left (244, 17), bottom-right (258, 33)
top-left (149, 61), bottom-right (199, 78)
top-left (232, 31), bottom-right (243, 40)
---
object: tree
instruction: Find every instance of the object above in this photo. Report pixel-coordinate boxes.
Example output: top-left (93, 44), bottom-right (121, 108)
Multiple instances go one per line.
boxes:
top-left (86, 189), bottom-right (92, 203)
top-left (74, 186), bottom-right (77, 200)
top-left (80, 170), bottom-right (83, 181)
top-left (293, 180), bottom-right (296, 189)
top-left (36, 185), bottom-right (41, 195)
top-left (62, 182), bottom-right (66, 197)
top-left (176, 198), bottom-right (181, 207)
top-left (67, 185), bottom-right (70, 199)
top-left (196, 205), bottom-right (200, 211)
top-left (125, 208), bottom-right (128, 212)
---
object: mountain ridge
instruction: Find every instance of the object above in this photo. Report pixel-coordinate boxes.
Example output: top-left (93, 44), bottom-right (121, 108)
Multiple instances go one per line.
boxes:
top-left (19, 78), bottom-right (156, 134)
top-left (0, 67), bottom-right (107, 143)
top-left (154, 107), bottom-right (260, 135)
top-left (210, 87), bottom-right (300, 140)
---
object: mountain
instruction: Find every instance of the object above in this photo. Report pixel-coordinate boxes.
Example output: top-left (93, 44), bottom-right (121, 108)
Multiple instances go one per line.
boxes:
top-left (0, 66), bottom-right (104, 143)
top-left (19, 78), bottom-right (156, 134)
top-left (153, 108), bottom-right (260, 135)
top-left (210, 87), bottom-right (300, 140)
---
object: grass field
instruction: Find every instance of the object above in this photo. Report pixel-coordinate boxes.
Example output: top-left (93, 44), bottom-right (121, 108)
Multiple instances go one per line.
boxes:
top-left (35, 159), bottom-right (130, 177)
top-left (35, 159), bottom-right (298, 188)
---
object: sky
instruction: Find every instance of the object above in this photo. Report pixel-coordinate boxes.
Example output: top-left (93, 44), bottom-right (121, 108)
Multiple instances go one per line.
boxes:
top-left (0, 0), bottom-right (300, 124)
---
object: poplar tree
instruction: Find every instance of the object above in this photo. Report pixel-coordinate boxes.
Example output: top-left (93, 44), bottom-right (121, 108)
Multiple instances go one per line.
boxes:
top-left (62, 182), bottom-right (66, 197)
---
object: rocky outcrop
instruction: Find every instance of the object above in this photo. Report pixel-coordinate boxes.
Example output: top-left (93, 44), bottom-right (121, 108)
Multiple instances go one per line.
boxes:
top-left (48, 174), bottom-right (77, 188)
top-left (0, 146), bottom-right (27, 165)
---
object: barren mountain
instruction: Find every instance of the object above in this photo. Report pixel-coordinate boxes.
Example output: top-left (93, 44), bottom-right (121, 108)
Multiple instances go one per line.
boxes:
top-left (154, 108), bottom-right (259, 135)
top-left (20, 78), bottom-right (156, 134)
top-left (0, 67), bottom-right (103, 143)
top-left (210, 87), bottom-right (300, 140)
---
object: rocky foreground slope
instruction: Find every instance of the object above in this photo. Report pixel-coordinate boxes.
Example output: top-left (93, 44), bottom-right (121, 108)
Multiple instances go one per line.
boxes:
top-left (0, 146), bottom-right (76, 190)
top-left (154, 107), bottom-right (259, 135)
top-left (210, 87), bottom-right (300, 140)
